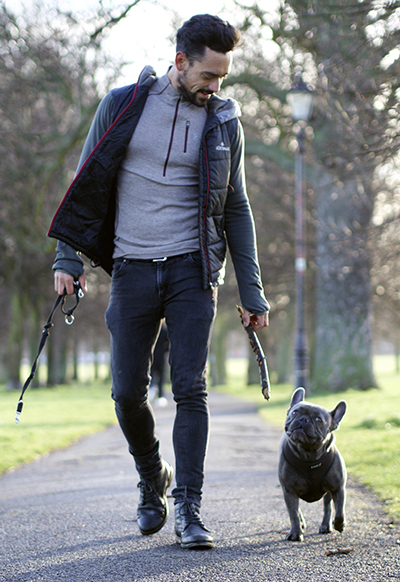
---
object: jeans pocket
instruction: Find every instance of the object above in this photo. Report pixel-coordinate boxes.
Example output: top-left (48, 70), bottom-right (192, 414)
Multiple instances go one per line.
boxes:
top-left (185, 252), bottom-right (202, 267)
top-left (112, 259), bottom-right (127, 278)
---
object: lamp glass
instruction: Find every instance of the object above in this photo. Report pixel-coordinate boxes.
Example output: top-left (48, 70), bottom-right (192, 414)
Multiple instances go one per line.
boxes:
top-left (287, 91), bottom-right (315, 122)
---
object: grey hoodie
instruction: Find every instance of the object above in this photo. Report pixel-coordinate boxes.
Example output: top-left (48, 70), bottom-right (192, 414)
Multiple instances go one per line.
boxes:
top-left (113, 71), bottom-right (207, 259)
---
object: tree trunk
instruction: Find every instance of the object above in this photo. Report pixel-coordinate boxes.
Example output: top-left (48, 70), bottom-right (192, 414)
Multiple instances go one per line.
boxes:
top-left (275, 310), bottom-right (295, 385)
top-left (210, 312), bottom-right (228, 386)
top-left (6, 293), bottom-right (26, 389)
top-left (311, 169), bottom-right (377, 391)
top-left (247, 346), bottom-right (260, 385)
top-left (72, 341), bottom-right (79, 381)
top-left (47, 313), bottom-right (69, 386)
top-left (28, 306), bottom-right (41, 388)
top-left (94, 351), bottom-right (99, 381)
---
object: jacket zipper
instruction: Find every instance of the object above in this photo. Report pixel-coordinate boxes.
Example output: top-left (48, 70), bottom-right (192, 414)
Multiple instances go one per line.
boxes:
top-left (163, 97), bottom-right (181, 177)
top-left (202, 138), bottom-right (212, 287)
top-left (184, 121), bottom-right (190, 153)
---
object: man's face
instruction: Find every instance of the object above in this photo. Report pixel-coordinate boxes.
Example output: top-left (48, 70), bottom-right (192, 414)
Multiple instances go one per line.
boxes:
top-left (177, 47), bottom-right (232, 107)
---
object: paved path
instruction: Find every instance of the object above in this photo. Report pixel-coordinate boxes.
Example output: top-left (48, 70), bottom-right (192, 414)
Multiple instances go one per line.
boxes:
top-left (1, 391), bottom-right (399, 581)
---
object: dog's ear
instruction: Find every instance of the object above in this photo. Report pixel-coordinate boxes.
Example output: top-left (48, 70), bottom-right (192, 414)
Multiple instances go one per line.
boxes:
top-left (330, 401), bottom-right (347, 430)
top-left (289, 387), bottom-right (305, 410)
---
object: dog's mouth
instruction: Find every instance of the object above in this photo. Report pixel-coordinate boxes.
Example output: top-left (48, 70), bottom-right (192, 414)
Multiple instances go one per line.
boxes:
top-left (286, 426), bottom-right (320, 444)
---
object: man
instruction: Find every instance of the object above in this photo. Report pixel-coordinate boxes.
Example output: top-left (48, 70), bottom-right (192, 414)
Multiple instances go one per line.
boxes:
top-left (49, 14), bottom-right (269, 550)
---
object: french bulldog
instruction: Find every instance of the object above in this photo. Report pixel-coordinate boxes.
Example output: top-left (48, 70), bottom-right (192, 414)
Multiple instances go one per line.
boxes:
top-left (278, 387), bottom-right (347, 541)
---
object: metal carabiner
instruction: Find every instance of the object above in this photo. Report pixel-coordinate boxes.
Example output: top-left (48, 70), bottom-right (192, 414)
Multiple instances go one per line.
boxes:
top-left (61, 281), bottom-right (83, 324)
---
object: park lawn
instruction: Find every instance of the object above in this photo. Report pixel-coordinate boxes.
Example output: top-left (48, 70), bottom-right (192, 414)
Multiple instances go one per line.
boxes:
top-left (217, 355), bottom-right (400, 522)
top-left (0, 382), bottom-right (116, 474)
top-left (1, 356), bottom-right (399, 522)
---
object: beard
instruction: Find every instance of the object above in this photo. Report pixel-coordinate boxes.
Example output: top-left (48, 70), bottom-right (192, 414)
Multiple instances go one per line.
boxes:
top-left (177, 72), bottom-right (213, 108)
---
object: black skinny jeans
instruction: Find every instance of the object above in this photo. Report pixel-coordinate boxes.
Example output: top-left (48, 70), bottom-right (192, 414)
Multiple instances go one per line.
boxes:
top-left (105, 252), bottom-right (217, 505)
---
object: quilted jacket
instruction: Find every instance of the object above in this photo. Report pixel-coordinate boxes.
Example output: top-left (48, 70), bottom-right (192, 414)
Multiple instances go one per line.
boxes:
top-left (48, 66), bottom-right (269, 314)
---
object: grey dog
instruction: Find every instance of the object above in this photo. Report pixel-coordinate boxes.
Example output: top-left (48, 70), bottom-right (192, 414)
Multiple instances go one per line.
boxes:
top-left (278, 387), bottom-right (347, 541)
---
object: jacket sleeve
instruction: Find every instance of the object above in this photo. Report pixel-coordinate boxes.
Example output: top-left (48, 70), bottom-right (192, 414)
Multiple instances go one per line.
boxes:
top-left (74, 91), bottom-right (115, 175)
top-left (52, 240), bottom-right (84, 278)
top-left (52, 92), bottom-right (115, 274)
top-left (224, 119), bottom-right (269, 314)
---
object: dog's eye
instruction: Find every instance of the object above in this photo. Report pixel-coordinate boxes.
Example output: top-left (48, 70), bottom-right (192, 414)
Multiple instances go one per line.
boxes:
top-left (315, 417), bottom-right (322, 423)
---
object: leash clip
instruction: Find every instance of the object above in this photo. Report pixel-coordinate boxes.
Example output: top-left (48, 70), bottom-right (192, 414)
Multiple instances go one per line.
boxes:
top-left (75, 281), bottom-right (85, 299)
top-left (61, 281), bottom-right (84, 325)
top-left (15, 400), bottom-right (23, 424)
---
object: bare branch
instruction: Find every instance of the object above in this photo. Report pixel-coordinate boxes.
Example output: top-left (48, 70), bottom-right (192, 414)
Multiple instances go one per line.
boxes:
top-left (90, 1), bottom-right (142, 41)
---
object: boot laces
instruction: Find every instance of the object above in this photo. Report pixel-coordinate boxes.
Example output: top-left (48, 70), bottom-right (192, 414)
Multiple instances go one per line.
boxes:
top-left (181, 502), bottom-right (205, 527)
top-left (137, 480), bottom-right (161, 507)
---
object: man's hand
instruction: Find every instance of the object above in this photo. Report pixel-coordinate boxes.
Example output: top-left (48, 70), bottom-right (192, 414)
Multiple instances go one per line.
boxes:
top-left (54, 271), bottom-right (87, 296)
top-left (241, 309), bottom-right (269, 332)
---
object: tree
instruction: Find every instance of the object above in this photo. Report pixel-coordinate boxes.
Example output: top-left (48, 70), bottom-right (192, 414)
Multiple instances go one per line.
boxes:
top-left (370, 161), bottom-right (400, 372)
top-left (218, 4), bottom-right (316, 386)
top-left (280, 0), bottom-right (400, 390)
top-left (226, 0), bottom-right (400, 391)
top-left (0, 1), bottom-right (139, 387)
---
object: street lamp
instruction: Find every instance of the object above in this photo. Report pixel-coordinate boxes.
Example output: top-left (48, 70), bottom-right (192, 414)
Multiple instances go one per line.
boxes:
top-left (287, 76), bottom-right (315, 392)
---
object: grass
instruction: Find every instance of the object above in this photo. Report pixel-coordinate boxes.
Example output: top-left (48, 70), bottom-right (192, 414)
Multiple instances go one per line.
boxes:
top-left (1, 356), bottom-right (399, 522)
top-left (215, 355), bottom-right (400, 522)
top-left (0, 382), bottom-right (116, 474)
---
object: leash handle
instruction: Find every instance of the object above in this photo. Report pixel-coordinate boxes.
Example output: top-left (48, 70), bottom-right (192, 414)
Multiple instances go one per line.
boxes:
top-left (15, 282), bottom-right (84, 424)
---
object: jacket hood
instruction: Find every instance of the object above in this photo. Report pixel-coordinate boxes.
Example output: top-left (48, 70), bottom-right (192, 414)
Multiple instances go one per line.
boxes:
top-left (208, 94), bottom-right (241, 124)
top-left (137, 65), bottom-right (157, 88)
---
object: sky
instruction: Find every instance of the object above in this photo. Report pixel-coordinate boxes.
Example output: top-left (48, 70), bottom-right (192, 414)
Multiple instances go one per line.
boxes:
top-left (9, 0), bottom-right (245, 84)
top-left (101, 0), bottom-right (237, 82)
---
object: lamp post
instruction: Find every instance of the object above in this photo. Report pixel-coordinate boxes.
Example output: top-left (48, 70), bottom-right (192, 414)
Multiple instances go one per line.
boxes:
top-left (287, 76), bottom-right (315, 392)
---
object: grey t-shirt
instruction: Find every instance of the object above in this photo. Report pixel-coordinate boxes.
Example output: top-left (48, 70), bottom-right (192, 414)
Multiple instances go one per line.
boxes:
top-left (113, 71), bottom-right (208, 259)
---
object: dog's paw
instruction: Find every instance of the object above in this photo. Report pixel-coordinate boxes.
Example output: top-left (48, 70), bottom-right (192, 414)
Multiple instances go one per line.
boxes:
top-left (334, 516), bottom-right (345, 532)
top-left (319, 523), bottom-right (332, 534)
top-left (286, 531), bottom-right (304, 542)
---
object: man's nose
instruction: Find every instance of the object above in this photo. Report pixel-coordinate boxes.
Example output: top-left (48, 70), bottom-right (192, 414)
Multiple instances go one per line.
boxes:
top-left (208, 78), bottom-right (222, 93)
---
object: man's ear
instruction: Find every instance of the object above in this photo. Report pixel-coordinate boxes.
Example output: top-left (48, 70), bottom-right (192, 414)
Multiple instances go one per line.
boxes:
top-left (175, 51), bottom-right (189, 72)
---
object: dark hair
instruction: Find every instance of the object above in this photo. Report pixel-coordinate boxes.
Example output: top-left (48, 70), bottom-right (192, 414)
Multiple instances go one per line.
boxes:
top-left (176, 14), bottom-right (241, 63)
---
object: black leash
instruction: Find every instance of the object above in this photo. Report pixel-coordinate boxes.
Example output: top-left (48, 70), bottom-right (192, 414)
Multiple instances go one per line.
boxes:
top-left (15, 281), bottom-right (84, 424)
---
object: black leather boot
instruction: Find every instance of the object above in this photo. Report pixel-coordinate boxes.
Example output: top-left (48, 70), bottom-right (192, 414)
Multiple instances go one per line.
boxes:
top-left (137, 460), bottom-right (173, 535)
top-left (175, 500), bottom-right (215, 549)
